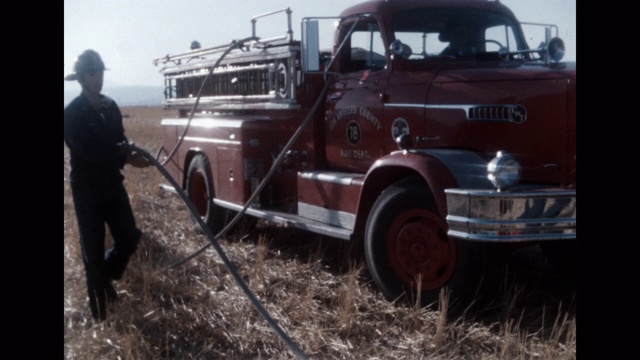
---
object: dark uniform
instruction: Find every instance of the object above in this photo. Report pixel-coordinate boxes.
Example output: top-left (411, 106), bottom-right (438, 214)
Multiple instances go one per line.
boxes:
top-left (64, 92), bottom-right (141, 321)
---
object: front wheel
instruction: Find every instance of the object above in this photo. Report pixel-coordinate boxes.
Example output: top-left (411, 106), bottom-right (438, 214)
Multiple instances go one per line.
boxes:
top-left (540, 240), bottom-right (576, 277)
top-left (364, 178), bottom-right (501, 309)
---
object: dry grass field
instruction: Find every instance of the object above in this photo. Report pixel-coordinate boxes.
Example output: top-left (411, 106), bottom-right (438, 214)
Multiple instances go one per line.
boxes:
top-left (64, 106), bottom-right (576, 359)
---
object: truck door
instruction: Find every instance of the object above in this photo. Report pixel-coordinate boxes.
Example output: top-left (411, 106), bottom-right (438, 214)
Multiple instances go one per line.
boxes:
top-left (325, 18), bottom-right (389, 173)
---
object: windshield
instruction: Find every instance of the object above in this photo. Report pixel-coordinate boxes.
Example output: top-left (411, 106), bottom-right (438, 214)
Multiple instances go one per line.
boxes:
top-left (392, 8), bottom-right (527, 60)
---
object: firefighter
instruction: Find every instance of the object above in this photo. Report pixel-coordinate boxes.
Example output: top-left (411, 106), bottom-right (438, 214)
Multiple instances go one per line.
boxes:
top-left (439, 20), bottom-right (477, 57)
top-left (64, 49), bottom-right (150, 321)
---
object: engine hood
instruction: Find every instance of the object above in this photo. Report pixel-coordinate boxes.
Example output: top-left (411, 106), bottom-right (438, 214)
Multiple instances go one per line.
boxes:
top-left (424, 62), bottom-right (576, 187)
top-left (431, 61), bottom-right (575, 84)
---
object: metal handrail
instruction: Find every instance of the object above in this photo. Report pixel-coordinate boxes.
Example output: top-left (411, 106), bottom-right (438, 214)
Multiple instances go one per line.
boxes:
top-left (252, 7), bottom-right (293, 42)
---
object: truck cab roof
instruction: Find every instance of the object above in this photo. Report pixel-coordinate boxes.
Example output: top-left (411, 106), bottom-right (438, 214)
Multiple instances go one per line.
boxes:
top-left (339, 0), bottom-right (516, 19)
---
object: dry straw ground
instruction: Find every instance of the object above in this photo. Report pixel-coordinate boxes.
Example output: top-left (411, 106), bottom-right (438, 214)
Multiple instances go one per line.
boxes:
top-left (64, 106), bottom-right (576, 359)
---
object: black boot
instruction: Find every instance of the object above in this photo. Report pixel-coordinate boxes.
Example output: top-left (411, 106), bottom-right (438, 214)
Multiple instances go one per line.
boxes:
top-left (104, 247), bottom-right (126, 280)
top-left (88, 282), bottom-right (118, 321)
top-left (105, 236), bottom-right (139, 281)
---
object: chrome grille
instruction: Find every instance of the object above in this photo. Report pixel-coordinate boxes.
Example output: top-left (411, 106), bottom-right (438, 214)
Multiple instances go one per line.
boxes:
top-left (467, 105), bottom-right (527, 124)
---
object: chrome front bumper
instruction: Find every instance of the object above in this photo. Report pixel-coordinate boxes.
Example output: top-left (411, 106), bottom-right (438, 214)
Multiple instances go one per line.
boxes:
top-left (445, 188), bottom-right (576, 242)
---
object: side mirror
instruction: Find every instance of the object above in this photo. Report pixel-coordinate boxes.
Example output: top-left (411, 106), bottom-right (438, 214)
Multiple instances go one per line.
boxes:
top-left (389, 39), bottom-right (412, 60)
top-left (302, 20), bottom-right (320, 71)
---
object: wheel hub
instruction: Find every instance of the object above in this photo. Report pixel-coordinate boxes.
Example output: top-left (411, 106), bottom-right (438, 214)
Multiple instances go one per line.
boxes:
top-left (387, 209), bottom-right (456, 291)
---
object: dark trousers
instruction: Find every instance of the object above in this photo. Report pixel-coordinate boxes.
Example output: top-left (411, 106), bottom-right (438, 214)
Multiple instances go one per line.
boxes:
top-left (71, 182), bottom-right (141, 320)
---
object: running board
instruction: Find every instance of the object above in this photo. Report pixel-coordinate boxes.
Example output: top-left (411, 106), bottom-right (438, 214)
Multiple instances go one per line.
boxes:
top-left (215, 199), bottom-right (353, 241)
top-left (159, 183), bottom-right (353, 241)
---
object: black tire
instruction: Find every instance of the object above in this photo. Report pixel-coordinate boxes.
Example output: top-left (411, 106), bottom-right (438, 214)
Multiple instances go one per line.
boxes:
top-left (540, 240), bottom-right (576, 276)
top-left (186, 154), bottom-right (227, 234)
top-left (364, 178), bottom-right (501, 310)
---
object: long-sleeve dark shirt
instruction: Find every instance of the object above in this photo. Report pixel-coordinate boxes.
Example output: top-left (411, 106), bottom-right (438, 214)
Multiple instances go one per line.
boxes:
top-left (64, 93), bottom-right (128, 188)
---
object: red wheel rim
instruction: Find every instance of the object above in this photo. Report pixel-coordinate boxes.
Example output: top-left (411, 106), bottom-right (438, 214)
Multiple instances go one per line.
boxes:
top-left (188, 171), bottom-right (208, 217)
top-left (385, 209), bottom-right (456, 291)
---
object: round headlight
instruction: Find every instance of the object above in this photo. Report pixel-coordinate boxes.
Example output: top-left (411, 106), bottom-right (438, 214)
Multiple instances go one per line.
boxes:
top-left (487, 151), bottom-right (521, 190)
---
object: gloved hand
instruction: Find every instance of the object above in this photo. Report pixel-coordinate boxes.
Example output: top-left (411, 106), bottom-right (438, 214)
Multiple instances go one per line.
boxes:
top-left (117, 142), bottom-right (151, 168)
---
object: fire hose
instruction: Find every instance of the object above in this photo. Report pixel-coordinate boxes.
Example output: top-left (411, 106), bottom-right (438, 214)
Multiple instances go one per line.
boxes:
top-left (121, 140), bottom-right (309, 360)
top-left (119, 73), bottom-right (331, 360)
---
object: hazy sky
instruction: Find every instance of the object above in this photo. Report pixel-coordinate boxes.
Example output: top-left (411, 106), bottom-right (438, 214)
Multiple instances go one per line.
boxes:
top-left (64, 0), bottom-right (576, 90)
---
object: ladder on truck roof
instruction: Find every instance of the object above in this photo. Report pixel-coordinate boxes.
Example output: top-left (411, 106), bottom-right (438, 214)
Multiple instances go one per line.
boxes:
top-left (152, 8), bottom-right (301, 111)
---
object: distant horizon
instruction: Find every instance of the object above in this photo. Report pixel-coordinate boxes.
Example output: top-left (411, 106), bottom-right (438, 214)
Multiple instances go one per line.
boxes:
top-left (64, 84), bottom-right (165, 108)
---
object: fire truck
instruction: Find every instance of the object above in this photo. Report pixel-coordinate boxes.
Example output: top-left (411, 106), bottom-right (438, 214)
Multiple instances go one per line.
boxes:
top-left (153, 0), bottom-right (576, 307)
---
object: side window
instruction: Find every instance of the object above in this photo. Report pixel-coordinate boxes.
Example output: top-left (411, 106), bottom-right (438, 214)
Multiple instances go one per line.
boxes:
top-left (485, 25), bottom-right (517, 52)
top-left (345, 22), bottom-right (387, 72)
top-left (396, 32), bottom-right (449, 58)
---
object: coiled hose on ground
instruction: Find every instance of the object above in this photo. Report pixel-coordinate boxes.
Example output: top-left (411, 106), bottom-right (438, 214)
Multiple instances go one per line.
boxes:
top-left (126, 43), bottom-right (332, 358)
top-left (122, 140), bottom-right (310, 360)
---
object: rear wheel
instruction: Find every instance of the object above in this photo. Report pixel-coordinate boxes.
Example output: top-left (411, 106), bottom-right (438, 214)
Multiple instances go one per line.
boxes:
top-left (364, 178), bottom-right (501, 310)
top-left (186, 154), bottom-right (227, 234)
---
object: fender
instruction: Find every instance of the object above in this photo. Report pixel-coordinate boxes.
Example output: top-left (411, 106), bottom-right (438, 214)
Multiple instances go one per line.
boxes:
top-left (353, 148), bottom-right (491, 237)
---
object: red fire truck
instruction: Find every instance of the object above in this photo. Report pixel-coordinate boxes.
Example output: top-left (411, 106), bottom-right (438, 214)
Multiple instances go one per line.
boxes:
top-left (153, 0), bottom-right (576, 307)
